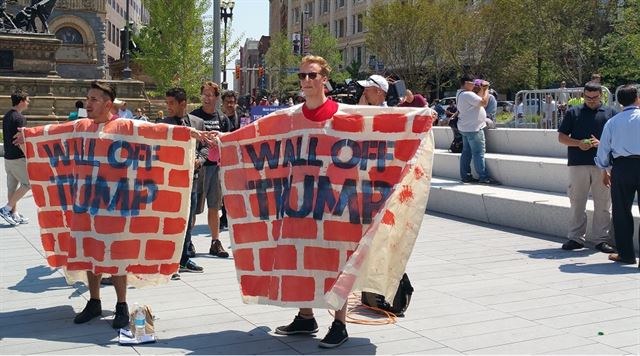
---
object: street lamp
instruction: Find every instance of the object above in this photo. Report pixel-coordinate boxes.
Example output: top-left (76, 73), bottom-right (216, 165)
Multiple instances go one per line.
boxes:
top-left (122, 0), bottom-right (131, 79)
top-left (220, 0), bottom-right (235, 89)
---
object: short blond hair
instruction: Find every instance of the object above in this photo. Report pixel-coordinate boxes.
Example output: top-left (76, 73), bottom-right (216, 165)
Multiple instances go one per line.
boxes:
top-left (300, 55), bottom-right (331, 78)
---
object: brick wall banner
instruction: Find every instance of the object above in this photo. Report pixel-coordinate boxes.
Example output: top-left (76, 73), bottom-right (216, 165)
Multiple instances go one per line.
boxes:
top-left (23, 119), bottom-right (196, 287)
top-left (219, 104), bottom-right (435, 309)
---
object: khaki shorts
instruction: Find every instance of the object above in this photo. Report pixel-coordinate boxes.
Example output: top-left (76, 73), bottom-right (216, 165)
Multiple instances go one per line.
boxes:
top-left (204, 164), bottom-right (222, 209)
top-left (4, 158), bottom-right (31, 194)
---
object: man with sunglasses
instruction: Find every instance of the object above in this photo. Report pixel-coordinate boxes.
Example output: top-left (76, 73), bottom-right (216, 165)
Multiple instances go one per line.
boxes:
top-left (558, 81), bottom-right (618, 254)
top-left (189, 81), bottom-right (231, 258)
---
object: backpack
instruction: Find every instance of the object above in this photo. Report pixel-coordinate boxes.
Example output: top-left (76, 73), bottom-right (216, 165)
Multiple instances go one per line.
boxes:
top-left (361, 273), bottom-right (414, 317)
top-left (449, 134), bottom-right (463, 153)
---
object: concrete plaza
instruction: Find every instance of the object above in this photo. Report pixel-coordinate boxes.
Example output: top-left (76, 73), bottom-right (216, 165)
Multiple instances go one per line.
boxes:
top-left (1, 164), bottom-right (639, 354)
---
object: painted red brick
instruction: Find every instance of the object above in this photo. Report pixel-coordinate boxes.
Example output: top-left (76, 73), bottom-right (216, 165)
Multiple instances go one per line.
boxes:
top-left (326, 165), bottom-right (359, 185)
top-left (137, 167), bottom-right (165, 185)
top-left (309, 135), bottom-right (339, 156)
top-left (171, 126), bottom-right (191, 142)
top-left (272, 219), bottom-right (282, 241)
top-left (111, 240), bottom-right (141, 260)
top-left (292, 116), bottom-right (327, 131)
top-left (70, 213), bottom-right (92, 232)
top-left (67, 261), bottom-right (93, 271)
top-left (304, 246), bottom-right (340, 271)
top-left (268, 276), bottom-right (280, 300)
top-left (368, 165), bottom-right (403, 185)
top-left (159, 263), bottom-right (180, 275)
top-left (156, 146), bottom-right (185, 165)
top-left (221, 125), bottom-right (256, 143)
top-left (324, 277), bottom-right (337, 293)
top-left (68, 236), bottom-right (77, 258)
top-left (27, 162), bottom-right (54, 182)
top-left (240, 275), bottom-right (271, 297)
top-left (103, 120), bottom-right (134, 135)
top-left (258, 247), bottom-right (275, 271)
top-left (92, 139), bottom-right (113, 158)
top-left (273, 245), bottom-right (298, 270)
top-left (25, 142), bottom-right (34, 159)
top-left (138, 124), bottom-right (168, 140)
top-left (168, 169), bottom-right (190, 188)
top-left (332, 114), bottom-right (364, 132)
top-left (241, 141), bottom-right (279, 164)
top-left (82, 237), bottom-right (106, 261)
top-left (97, 165), bottom-right (129, 182)
top-left (31, 184), bottom-right (46, 206)
top-left (57, 232), bottom-right (71, 253)
top-left (233, 248), bottom-right (255, 271)
top-left (129, 216), bottom-right (160, 234)
top-left (323, 221), bottom-right (363, 243)
top-left (46, 185), bottom-right (71, 207)
top-left (145, 240), bottom-right (176, 260)
top-left (152, 191), bottom-right (182, 213)
top-left (394, 139), bottom-right (421, 161)
top-left (223, 194), bottom-right (247, 219)
top-left (224, 168), bottom-right (261, 191)
top-left (95, 266), bottom-right (119, 275)
top-left (220, 145), bottom-right (239, 166)
top-left (373, 114), bottom-right (407, 133)
top-left (36, 139), bottom-right (62, 158)
top-left (249, 192), bottom-right (276, 218)
top-left (47, 255), bottom-right (68, 267)
top-left (257, 114), bottom-right (291, 136)
top-left (38, 211), bottom-right (64, 229)
top-left (290, 166), bottom-right (322, 184)
top-left (412, 115), bottom-right (433, 133)
top-left (281, 276), bottom-right (315, 301)
top-left (94, 216), bottom-right (126, 234)
top-left (72, 119), bottom-right (100, 133)
top-left (41, 233), bottom-right (55, 252)
top-left (281, 217), bottom-right (318, 239)
top-left (47, 122), bottom-right (75, 135)
top-left (163, 217), bottom-right (187, 235)
top-left (126, 264), bottom-right (159, 274)
top-left (232, 222), bottom-right (269, 244)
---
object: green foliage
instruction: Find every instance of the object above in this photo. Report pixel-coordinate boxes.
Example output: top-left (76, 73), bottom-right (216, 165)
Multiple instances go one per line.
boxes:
top-left (264, 32), bottom-right (298, 97)
top-left (600, 1), bottom-right (640, 86)
top-left (305, 25), bottom-right (348, 83)
top-left (133, 0), bottom-right (210, 99)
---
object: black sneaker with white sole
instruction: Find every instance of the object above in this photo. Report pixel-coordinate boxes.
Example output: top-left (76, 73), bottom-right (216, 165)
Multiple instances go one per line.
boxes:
top-left (275, 315), bottom-right (318, 335)
top-left (319, 320), bottom-right (348, 348)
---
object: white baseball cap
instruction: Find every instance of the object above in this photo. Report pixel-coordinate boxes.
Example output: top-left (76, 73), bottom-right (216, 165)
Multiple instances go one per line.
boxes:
top-left (357, 75), bottom-right (389, 93)
top-left (113, 98), bottom-right (124, 105)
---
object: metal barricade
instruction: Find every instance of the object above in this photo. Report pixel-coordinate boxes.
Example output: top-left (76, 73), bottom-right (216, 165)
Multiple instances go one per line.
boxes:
top-left (512, 87), bottom-right (613, 130)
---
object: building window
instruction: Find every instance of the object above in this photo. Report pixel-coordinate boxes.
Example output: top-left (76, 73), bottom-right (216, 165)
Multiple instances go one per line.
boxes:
top-left (293, 7), bottom-right (300, 24)
top-left (107, 21), bottom-right (111, 42)
top-left (304, 2), bottom-right (313, 18)
top-left (357, 14), bottom-right (363, 33)
top-left (55, 27), bottom-right (83, 44)
top-left (337, 0), bottom-right (345, 9)
top-left (321, 0), bottom-right (328, 14)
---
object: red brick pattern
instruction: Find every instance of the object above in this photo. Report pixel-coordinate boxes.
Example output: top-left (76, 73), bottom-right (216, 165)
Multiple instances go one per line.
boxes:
top-left (23, 120), bottom-right (195, 287)
top-left (219, 105), bottom-right (434, 308)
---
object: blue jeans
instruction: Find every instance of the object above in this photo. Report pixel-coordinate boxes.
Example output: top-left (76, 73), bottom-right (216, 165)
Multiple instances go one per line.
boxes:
top-left (460, 130), bottom-right (488, 181)
top-left (180, 189), bottom-right (198, 266)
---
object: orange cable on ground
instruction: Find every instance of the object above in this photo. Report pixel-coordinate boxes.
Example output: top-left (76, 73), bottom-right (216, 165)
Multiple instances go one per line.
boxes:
top-left (328, 293), bottom-right (398, 325)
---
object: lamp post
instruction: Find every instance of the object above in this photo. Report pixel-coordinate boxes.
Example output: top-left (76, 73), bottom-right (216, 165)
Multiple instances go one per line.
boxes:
top-left (212, 0), bottom-right (221, 84)
top-left (220, 0), bottom-right (235, 89)
top-left (122, 0), bottom-right (131, 79)
top-left (299, 10), bottom-right (308, 56)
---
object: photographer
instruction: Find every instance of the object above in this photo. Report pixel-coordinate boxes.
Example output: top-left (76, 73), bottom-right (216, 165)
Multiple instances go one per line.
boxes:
top-left (357, 75), bottom-right (389, 106)
top-left (457, 74), bottom-right (500, 185)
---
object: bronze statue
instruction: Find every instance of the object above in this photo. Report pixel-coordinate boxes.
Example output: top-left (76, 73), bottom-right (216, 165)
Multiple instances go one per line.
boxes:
top-left (1, 0), bottom-right (57, 33)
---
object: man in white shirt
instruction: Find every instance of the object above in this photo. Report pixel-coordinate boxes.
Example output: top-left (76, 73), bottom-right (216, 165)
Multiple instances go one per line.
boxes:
top-left (542, 94), bottom-right (557, 129)
top-left (457, 74), bottom-right (500, 185)
top-left (117, 101), bottom-right (133, 119)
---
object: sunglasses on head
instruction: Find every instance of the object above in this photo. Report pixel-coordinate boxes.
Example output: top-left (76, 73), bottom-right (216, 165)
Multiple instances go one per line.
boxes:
top-left (298, 72), bottom-right (320, 80)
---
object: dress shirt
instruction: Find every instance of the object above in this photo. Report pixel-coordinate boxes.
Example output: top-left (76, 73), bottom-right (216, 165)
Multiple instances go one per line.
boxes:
top-left (595, 106), bottom-right (640, 169)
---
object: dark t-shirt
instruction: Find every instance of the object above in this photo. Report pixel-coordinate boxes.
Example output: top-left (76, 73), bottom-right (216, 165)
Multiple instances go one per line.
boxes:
top-left (558, 104), bottom-right (617, 166)
top-left (189, 107), bottom-right (231, 133)
top-left (3, 109), bottom-right (26, 160)
top-left (398, 94), bottom-right (428, 108)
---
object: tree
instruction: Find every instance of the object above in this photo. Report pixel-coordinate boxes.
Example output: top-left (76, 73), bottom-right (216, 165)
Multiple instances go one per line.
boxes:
top-left (600, 1), bottom-right (640, 86)
top-left (306, 25), bottom-right (348, 83)
top-left (133, 0), bottom-right (210, 99)
top-left (264, 32), bottom-right (298, 97)
top-left (201, 14), bottom-right (244, 83)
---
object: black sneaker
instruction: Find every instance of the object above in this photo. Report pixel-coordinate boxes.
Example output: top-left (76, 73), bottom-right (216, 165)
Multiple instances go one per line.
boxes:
top-left (209, 239), bottom-right (229, 258)
top-left (100, 277), bottom-right (112, 285)
top-left (562, 240), bottom-right (584, 250)
top-left (595, 242), bottom-right (616, 254)
top-left (171, 273), bottom-right (181, 280)
top-left (188, 241), bottom-right (196, 258)
top-left (461, 176), bottom-right (479, 183)
top-left (112, 302), bottom-right (129, 329)
top-left (478, 177), bottom-right (501, 185)
top-left (275, 315), bottom-right (319, 335)
top-left (319, 320), bottom-right (349, 348)
top-left (179, 260), bottom-right (204, 273)
top-left (73, 298), bottom-right (102, 324)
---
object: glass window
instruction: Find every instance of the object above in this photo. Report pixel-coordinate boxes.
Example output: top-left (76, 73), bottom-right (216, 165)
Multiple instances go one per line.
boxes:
top-left (55, 27), bottom-right (83, 44)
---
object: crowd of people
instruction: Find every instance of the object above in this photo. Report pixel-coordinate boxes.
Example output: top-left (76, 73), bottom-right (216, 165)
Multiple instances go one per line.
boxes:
top-left (2, 54), bottom-right (639, 350)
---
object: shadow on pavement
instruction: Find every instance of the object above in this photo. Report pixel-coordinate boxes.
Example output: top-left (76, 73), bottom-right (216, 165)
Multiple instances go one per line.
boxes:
top-left (559, 262), bottom-right (640, 275)
top-left (518, 247), bottom-right (597, 260)
top-left (7, 265), bottom-right (88, 298)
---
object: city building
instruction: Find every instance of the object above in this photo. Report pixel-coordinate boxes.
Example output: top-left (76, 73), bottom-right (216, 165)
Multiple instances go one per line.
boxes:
top-left (5, 0), bottom-right (148, 79)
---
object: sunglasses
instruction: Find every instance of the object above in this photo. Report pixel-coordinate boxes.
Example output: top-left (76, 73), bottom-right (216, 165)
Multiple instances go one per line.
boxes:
top-left (298, 72), bottom-right (320, 80)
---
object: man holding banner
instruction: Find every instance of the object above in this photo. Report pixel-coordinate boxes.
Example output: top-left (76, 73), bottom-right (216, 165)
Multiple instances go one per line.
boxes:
top-left (16, 81), bottom-right (213, 329)
top-left (217, 56), bottom-right (435, 349)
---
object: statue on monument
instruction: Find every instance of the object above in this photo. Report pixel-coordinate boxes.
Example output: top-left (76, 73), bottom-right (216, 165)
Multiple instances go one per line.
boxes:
top-left (0, 0), bottom-right (58, 33)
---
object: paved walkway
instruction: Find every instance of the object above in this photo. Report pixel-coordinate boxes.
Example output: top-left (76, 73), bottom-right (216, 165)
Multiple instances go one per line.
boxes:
top-left (1, 168), bottom-right (639, 354)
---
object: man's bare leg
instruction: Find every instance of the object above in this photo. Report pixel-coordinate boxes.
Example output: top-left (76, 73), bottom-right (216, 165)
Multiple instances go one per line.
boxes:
top-left (87, 271), bottom-right (102, 299)
top-left (74, 271), bottom-right (103, 324)
top-left (111, 275), bottom-right (127, 303)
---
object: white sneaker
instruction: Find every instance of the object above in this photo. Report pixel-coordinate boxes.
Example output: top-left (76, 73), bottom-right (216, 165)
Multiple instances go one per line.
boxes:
top-left (0, 207), bottom-right (19, 226)
top-left (11, 213), bottom-right (29, 224)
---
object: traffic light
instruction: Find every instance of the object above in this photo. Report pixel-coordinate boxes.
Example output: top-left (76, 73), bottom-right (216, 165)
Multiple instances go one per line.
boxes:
top-left (235, 65), bottom-right (241, 79)
top-left (258, 66), bottom-right (264, 78)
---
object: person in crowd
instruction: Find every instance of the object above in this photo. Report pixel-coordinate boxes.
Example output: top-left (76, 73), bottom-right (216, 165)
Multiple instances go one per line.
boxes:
top-left (457, 74), bottom-right (500, 185)
top-left (443, 99), bottom-right (457, 125)
top-left (161, 87), bottom-right (207, 275)
top-left (67, 100), bottom-right (85, 121)
top-left (274, 55), bottom-right (349, 349)
top-left (110, 98), bottom-right (122, 120)
top-left (432, 99), bottom-right (446, 124)
top-left (357, 74), bottom-right (388, 106)
top-left (595, 84), bottom-right (640, 267)
top-left (558, 81), bottom-right (618, 254)
top-left (117, 100), bottom-right (133, 119)
top-left (398, 89), bottom-right (427, 107)
top-left (484, 89), bottom-right (498, 129)
top-left (542, 94), bottom-right (557, 129)
top-left (133, 108), bottom-right (149, 121)
top-left (0, 89), bottom-right (31, 226)
top-left (156, 110), bottom-right (165, 123)
top-left (189, 81), bottom-right (230, 258)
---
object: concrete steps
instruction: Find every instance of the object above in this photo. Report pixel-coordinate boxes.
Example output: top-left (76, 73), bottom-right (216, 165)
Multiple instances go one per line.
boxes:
top-left (428, 127), bottom-right (639, 253)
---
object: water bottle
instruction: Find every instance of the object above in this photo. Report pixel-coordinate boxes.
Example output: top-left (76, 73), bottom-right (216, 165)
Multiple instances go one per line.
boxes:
top-left (134, 303), bottom-right (146, 342)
